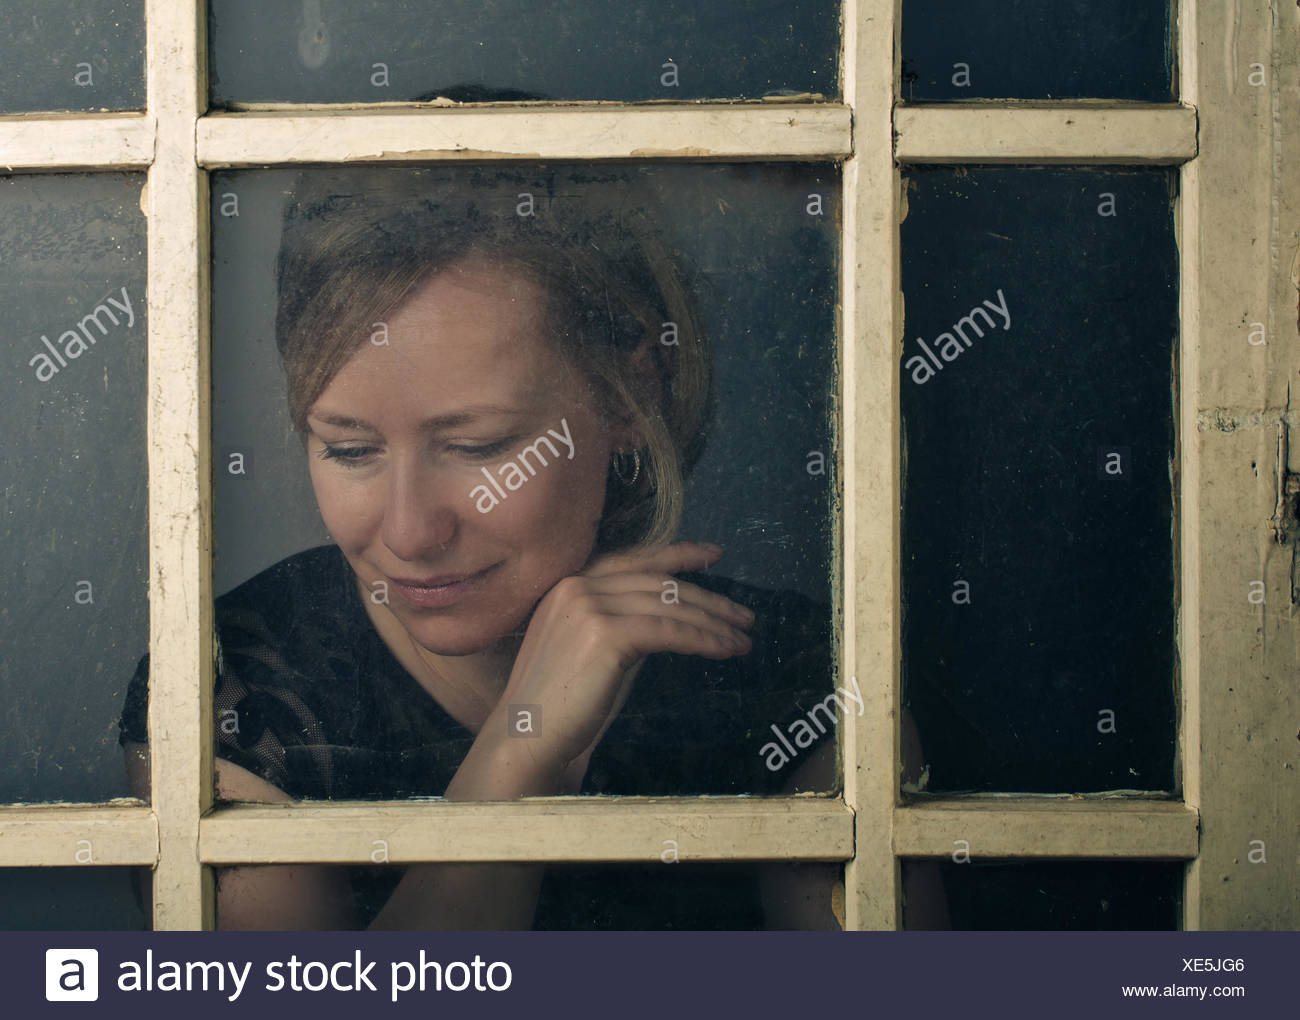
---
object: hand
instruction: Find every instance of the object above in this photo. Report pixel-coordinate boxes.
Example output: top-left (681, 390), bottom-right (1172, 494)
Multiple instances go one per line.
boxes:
top-left (486, 541), bottom-right (755, 772)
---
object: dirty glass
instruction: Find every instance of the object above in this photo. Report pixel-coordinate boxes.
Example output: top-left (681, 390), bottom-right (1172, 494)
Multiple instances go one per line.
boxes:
top-left (0, 173), bottom-right (148, 805)
top-left (109, 162), bottom-right (839, 817)
top-left (0, 868), bottom-right (149, 930)
top-left (901, 859), bottom-right (1182, 930)
top-left (899, 166), bottom-right (1178, 794)
top-left (0, 0), bottom-right (145, 113)
top-left (901, 0), bottom-right (1175, 102)
top-left (212, 861), bottom-right (844, 930)
top-left (208, 0), bottom-right (839, 106)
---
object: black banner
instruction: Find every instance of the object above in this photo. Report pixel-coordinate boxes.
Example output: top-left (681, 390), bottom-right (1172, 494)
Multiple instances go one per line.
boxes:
top-left (19, 931), bottom-right (1293, 1017)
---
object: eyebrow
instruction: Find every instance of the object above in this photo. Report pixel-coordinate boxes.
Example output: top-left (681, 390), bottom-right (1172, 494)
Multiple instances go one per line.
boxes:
top-left (308, 405), bottom-right (522, 434)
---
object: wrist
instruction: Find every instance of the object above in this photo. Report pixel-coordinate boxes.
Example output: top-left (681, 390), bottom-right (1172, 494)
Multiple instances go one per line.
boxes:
top-left (481, 703), bottom-right (578, 772)
top-left (445, 714), bottom-right (568, 800)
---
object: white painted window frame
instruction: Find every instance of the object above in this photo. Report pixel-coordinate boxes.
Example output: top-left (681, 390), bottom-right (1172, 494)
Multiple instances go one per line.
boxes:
top-left (0, 0), bottom-right (1295, 932)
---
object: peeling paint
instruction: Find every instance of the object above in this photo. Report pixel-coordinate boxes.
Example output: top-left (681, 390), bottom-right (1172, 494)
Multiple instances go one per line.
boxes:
top-left (760, 92), bottom-right (826, 103)
top-left (1225, 0), bottom-right (1240, 96)
top-left (1195, 407), bottom-right (1298, 431)
top-left (629, 147), bottom-right (718, 158)
top-left (1273, 413), bottom-right (1289, 542)
top-left (370, 149), bottom-right (544, 162)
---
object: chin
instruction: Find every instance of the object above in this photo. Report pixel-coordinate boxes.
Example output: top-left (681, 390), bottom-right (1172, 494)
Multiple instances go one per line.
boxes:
top-left (413, 634), bottom-right (499, 657)
top-left (399, 604), bottom-right (531, 657)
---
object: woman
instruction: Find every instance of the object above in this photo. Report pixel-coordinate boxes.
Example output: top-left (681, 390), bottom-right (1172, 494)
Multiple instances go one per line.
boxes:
top-left (120, 166), bottom-right (933, 928)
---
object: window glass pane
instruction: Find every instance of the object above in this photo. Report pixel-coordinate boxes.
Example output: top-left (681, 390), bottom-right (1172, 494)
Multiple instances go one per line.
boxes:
top-left (900, 166), bottom-right (1178, 794)
top-left (115, 163), bottom-right (838, 805)
top-left (0, 868), bottom-right (148, 929)
top-left (213, 861), bottom-right (843, 929)
top-left (0, 0), bottom-right (145, 113)
top-left (902, 0), bottom-right (1175, 101)
top-left (902, 859), bottom-right (1182, 930)
top-left (0, 173), bottom-right (148, 804)
top-left (209, 0), bottom-right (839, 105)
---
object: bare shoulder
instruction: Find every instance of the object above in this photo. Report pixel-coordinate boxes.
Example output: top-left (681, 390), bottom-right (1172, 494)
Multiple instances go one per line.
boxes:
top-left (120, 740), bottom-right (291, 804)
top-left (216, 758), bottom-right (294, 803)
top-left (121, 740), bottom-right (360, 929)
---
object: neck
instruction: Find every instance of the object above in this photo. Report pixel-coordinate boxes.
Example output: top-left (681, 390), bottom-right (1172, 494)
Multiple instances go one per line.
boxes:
top-left (408, 628), bottom-right (520, 713)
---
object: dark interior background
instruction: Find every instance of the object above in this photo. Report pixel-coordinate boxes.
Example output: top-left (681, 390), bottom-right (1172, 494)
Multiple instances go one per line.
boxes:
top-left (209, 0), bottom-right (839, 106)
top-left (901, 0), bottom-right (1175, 101)
top-left (900, 165), bottom-right (1179, 794)
top-left (902, 860), bottom-right (1183, 930)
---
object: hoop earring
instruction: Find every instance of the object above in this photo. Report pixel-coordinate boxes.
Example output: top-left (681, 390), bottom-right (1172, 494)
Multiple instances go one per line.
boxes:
top-left (611, 449), bottom-right (641, 487)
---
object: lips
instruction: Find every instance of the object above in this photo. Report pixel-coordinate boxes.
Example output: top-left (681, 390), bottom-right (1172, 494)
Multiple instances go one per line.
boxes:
top-left (391, 570), bottom-right (483, 587)
top-left (386, 563), bottom-right (497, 609)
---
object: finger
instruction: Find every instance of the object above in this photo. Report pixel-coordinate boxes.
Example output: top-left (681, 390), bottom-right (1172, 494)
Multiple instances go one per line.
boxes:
top-left (585, 571), bottom-right (756, 628)
top-left (591, 589), bottom-right (754, 650)
top-left (616, 613), bottom-right (752, 662)
top-left (583, 541), bottom-right (723, 580)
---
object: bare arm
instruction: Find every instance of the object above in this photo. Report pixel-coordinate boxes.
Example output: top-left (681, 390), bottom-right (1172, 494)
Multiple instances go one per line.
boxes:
top-left (757, 706), bottom-right (952, 929)
top-left (124, 735), bottom-right (560, 930)
top-left (364, 721), bottom-right (564, 930)
top-left (130, 737), bottom-right (575, 930)
top-left (758, 741), bottom-right (841, 929)
top-left (123, 740), bottom-right (362, 929)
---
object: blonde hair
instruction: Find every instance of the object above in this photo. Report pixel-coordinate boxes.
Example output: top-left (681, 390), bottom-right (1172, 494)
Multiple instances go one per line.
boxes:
top-left (274, 166), bottom-right (714, 553)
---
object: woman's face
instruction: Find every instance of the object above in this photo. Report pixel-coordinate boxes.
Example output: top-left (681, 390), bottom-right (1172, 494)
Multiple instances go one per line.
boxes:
top-left (304, 255), bottom-right (621, 656)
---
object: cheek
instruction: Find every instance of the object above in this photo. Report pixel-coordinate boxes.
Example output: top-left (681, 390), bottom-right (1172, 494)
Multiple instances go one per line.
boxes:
top-left (307, 464), bottom-right (377, 539)
top-left (548, 447), bottom-right (609, 517)
top-left (487, 455), bottom-right (606, 564)
top-left (491, 460), bottom-right (601, 532)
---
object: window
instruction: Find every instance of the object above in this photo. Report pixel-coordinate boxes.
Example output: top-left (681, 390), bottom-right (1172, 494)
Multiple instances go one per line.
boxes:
top-left (0, 171), bottom-right (148, 811)
top-left (900, 164), bottom-right (1179, 795)
top-left (0, 0), bottom-right (145, 114)
top-left (0, 0), bottom-right (1295, 932)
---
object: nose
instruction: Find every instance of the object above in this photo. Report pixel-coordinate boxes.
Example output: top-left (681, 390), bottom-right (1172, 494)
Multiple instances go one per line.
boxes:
top-left (380, 458), bottom-right (459, 562)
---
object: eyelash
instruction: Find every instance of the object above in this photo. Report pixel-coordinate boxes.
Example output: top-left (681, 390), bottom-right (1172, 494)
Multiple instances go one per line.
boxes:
top-left (317, 438), bottom-right (514, 465)
top-left (317, 445), bottom-right (373, 464)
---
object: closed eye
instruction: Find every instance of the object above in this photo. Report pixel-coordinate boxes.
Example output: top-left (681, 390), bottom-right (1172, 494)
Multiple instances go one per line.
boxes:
top-left (316, 436), bottom-right (519, 464)
top-left (317, 444), bottom-right (374, 464)
top-left (449, 437), bottom-right (516, 459)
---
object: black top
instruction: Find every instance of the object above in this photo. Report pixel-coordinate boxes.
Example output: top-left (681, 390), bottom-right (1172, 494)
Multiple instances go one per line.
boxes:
top-left (118, 544), bottom-right (834, 928)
